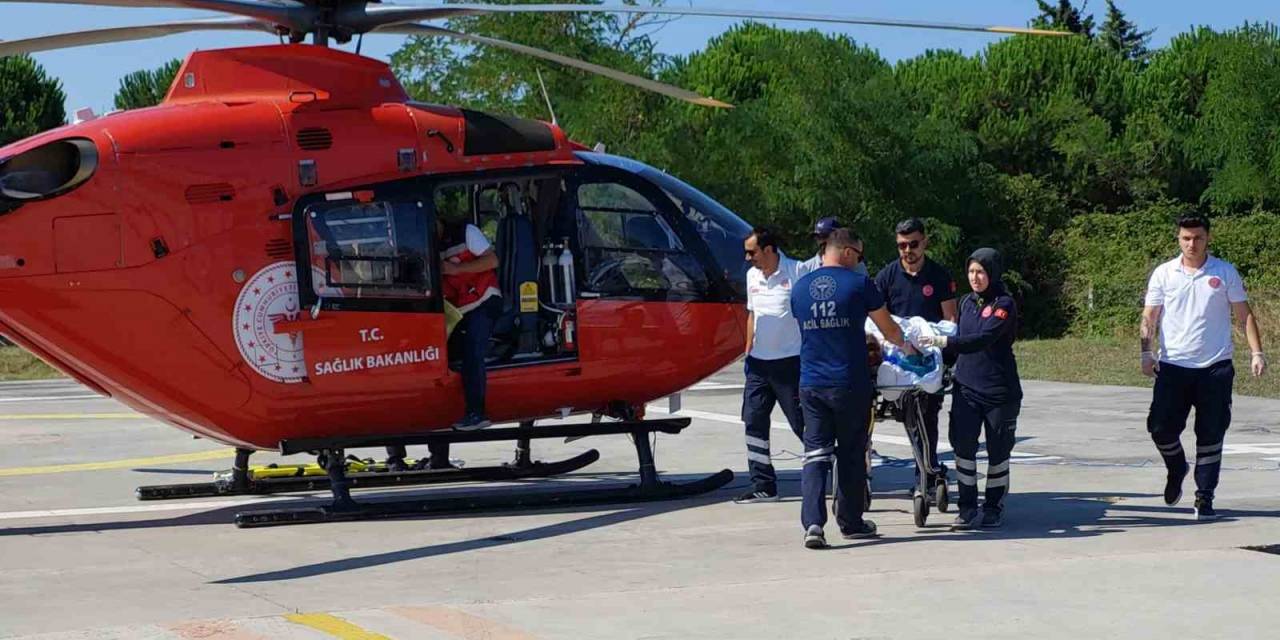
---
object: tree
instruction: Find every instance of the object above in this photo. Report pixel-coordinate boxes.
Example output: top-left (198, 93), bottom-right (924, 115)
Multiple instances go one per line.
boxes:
top-left (0, 55), bottom-right (66, 147)
top-left (390, 0), bottom-right (672, 151)
top-left (1032, 0), bottom-right (1096, 38)
top-left (113, 59), bottom-right (182, 110)
top-left (1099, 0), bottom-right (1153, 61)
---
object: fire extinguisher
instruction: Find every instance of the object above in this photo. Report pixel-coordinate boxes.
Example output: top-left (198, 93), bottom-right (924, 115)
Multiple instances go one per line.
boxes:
top-left (562, 312), bottom-right (576, 352)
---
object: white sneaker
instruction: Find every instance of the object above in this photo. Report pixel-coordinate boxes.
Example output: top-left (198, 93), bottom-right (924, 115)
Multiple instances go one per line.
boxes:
top-left (803, 525), bottom-right (827, 549)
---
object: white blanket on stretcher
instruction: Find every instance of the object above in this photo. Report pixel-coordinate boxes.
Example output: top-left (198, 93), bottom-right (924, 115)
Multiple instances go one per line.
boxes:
top-left (864, 316), bottom-right (957, 399)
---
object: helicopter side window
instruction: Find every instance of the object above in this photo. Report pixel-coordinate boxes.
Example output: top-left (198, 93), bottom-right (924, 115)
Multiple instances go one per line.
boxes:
top-left (305, 198), bottom-right (433, 301)
top-left (576, 182), bottom-right (708, 299)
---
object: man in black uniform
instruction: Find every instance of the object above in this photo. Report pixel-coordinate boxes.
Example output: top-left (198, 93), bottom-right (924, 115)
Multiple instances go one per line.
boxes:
top-left (874, 217), bottom-right (957, 500)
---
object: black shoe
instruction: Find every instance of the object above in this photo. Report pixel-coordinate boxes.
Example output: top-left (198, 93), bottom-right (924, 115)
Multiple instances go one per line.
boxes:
top-left (1164, 463), bottom-right (1188, 506)
top-left (980, 507), bottom-right (1004, 528)
top-left (452, 413), bottom-right (492, 431)
top-left (385, 456), bottom-right (409, 472)
top-left (1195, 496), bottom-right (1219, 521)
top-left (840, 520), bottom-right (878, 539)
top-left (734, 488), bottom-right (780, 504)
top-left (952, 507), bottom-right (981, 530)
top-left (804, 525), bottom-right (827, 549)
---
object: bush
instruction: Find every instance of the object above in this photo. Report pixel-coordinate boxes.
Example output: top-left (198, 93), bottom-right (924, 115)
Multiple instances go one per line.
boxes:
top-left (1061, 203), bottom-right (1280, 335)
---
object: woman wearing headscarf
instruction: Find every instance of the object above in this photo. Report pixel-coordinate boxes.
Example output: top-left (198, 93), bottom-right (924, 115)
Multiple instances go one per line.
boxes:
top-left (920, 248), bottom-right (1022, 529)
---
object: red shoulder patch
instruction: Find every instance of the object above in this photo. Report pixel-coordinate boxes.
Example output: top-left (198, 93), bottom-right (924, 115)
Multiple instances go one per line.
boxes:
top-left (994, 308), bottom-right (1009, 320)
top-left (982, 306), bottom-right (993, 318)
top-left (922, 284), bottom-right (935, 297)
top-left (1208, 277), bottom-right (1222, 289)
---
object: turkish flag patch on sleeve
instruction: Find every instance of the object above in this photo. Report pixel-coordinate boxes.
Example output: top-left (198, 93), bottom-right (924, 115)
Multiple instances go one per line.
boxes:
top-left (994, 308), bottom-right (1009, 320)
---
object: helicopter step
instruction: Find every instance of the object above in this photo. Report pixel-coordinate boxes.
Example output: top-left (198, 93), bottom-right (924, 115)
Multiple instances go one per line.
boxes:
top-left (134, 450), bottom-right (600, 501)
top-left (233, 417), bottom-right (734, 528)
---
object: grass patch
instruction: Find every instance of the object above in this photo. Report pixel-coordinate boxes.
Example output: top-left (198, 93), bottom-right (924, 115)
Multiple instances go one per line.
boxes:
top-left (0, 346), bottom-right (63, 381)
top-left (1016, 337), bottom-right (1279, 399)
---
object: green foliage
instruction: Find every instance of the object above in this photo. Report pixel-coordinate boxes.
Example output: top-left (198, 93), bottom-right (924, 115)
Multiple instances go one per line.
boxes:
top-left (0, 55), bottom-right (66, 147)
top-left (387, 11), bottom-right (1280, 340)
top-left (1033, 0), bottom-right (1096, 37)
top-left (1099, 0), bottom-right (1153, 62)
top-left (113, 58), bottom-right (182, 110)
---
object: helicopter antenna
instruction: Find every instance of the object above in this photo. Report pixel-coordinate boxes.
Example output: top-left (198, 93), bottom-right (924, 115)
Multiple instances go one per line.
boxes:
top-left (356, 32), bottom-right (364, 54)
top-left (536, 68), bottom-right (557, 126)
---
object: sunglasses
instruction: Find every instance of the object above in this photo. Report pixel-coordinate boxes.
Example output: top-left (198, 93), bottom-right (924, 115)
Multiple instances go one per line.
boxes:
top-left (897, 239), bottom-right (922, 251)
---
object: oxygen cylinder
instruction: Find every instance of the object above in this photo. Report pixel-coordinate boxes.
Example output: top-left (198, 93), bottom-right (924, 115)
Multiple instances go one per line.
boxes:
top-left (558, 237), bottom-right (575, 304)
top-left (542, 243), bottom-right (559, 305)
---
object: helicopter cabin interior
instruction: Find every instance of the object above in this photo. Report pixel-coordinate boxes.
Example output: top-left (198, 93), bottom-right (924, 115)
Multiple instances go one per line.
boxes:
top-left (293, 155), bottom-right (747, 373)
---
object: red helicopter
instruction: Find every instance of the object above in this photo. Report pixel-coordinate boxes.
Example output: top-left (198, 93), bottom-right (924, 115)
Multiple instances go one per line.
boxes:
top-left (0, 2), bottom-right (1061, 526)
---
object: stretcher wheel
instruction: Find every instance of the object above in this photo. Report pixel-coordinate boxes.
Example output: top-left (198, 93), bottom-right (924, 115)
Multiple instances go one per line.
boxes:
top-left (934, 482), bottom-right (950, 513)
top-left (913, 492), bottom-right (929, 528)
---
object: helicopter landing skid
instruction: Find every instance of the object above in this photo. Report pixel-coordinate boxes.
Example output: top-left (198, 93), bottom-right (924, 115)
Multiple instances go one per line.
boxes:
top-left (134, 449), bottom-right (600, 501)
top-left (233, 418), bottom-right (733, 528)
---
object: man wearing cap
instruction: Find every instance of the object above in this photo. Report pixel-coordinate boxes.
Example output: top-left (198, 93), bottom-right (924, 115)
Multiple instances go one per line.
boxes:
top-left (736, 226), bottom-right (812, 503)
top-left (874, 217), bottom-right (958, 502)
top-left (1141, 214), bottom-right (1266, 520)
top-left (803, 217), bottom-right (868, 277)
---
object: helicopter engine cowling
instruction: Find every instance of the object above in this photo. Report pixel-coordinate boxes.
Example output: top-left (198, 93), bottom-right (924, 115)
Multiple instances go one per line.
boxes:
top-left (0, 138), bottom-right (98, 215)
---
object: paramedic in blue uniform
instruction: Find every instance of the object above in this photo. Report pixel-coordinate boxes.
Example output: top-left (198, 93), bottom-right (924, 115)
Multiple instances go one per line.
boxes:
top-left (874, 217), bottom-right (958, 499)
top-left (792, 228), bottom-right (913, 549)
top-left (1141, 214), bottom-right (1266, 520)
top-left (802, 217), bottom-right (868, 276)
top-left (736, 226), bottom-right (810, 503)
top-left (920, 248), bottom-right (1020, 529)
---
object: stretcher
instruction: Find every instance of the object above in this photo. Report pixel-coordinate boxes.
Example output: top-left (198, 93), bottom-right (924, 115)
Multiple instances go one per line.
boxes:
top-left (867, 316), bottom-right (957, 527)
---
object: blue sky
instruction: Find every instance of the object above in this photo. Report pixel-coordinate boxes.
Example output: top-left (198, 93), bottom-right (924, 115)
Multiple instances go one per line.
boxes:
top-left (4, 0), bottom-right (1274, 115)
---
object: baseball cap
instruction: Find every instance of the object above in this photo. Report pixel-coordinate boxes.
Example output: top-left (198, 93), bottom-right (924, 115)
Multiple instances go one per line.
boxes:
top-left (813, 217), bottom-right (844, 237)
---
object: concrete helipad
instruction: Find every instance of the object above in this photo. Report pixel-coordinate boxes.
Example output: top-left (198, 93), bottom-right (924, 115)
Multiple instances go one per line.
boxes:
top-left (1, 373), bottom-right (1278, 639)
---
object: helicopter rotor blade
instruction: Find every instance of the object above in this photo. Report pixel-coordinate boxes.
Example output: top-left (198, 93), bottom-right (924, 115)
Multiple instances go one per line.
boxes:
top-left (0, 0), bottom-right (311, 25)
top-left (376, 22), bottom-right (732, 108)
top-left (0, 17), bottom-right (277, 56)
top-left (353, 3), bottom-right (1071, 38)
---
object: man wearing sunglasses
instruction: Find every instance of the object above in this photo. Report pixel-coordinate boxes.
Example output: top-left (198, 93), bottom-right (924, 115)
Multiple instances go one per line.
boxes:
top-left (874, 217), bottom-right (958, 503)
top-left (802, 217), bottom-right (868, 277)
top-left (736, 226), bottom-right (812, 504)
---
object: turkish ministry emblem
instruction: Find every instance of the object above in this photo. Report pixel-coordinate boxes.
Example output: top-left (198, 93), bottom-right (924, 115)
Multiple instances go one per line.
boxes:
top-left (233, 262), bottom-right (307, 383)
top-left (809, 275), bottom-right (838, 301)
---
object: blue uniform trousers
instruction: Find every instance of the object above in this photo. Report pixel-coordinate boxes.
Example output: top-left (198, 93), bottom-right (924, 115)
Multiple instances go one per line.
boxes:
top-left (799, 385), bottom-right (872, 532)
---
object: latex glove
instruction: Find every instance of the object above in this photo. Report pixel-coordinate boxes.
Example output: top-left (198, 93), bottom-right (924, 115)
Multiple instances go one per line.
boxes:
top-left (919, 335), bottom-right (947, 349)
top-left (1141, 351), bottom-right (1160, 378)
top-left (1253, 352), bottom-right (1267, 378)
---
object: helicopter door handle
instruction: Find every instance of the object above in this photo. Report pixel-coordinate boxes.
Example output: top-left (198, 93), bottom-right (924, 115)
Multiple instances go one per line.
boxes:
top-left (311, 297), bottom-right (322, 319)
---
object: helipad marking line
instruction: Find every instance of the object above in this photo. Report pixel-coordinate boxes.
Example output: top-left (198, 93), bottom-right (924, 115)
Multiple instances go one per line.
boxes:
top-left (0, 413), bottom-right (143, 420)
top-left (285, 613), bottom-right (393, 640)
top-left (0, 498), bottom-right (272, 521)
top-left (648, 405), bottom-right (1060, 462)
top-left (0, 394), bottom-right (103, 403)
top-left (390, 606), bottom-right (538, 640)
top-left (0, 448), bottom-right (234, 477)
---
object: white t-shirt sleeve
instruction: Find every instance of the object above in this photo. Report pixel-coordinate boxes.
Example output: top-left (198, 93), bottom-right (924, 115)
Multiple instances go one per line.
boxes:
top-left (1225, 265), bottom-right (1248, 303)
top-left (1143, 265), bottom-right (1165, 307)
top-left (465, 224), bottom-right (492, 256)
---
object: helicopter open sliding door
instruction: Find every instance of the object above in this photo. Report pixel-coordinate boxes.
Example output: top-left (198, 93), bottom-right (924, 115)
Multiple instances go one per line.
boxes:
top-left (285, 185), bottom-right (449, 390)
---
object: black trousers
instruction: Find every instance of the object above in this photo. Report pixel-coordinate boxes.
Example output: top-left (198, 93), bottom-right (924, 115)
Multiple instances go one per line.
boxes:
top-left (741, 356), bottom-right (805, 493)
top-left (800, 386), bottom-right (872, 532)
top-left (902, 391), bottom-right (945, 482)
top-left (949, 388), bottom-right (1020, 512)
top-left (1147, 360), bottom-right (1234, 500)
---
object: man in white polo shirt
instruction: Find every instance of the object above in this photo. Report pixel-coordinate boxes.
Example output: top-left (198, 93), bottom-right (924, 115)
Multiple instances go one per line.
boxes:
top-left (736, 226), bottom-right (814, 503)
top-left (1141, 214), bottom-right (1266, 520)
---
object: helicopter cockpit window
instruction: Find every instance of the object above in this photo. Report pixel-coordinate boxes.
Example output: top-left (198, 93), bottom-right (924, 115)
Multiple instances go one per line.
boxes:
top-left (576, 182), bottom-right (708, 299)
top-left (304, 199), bottom-right (432, 300)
